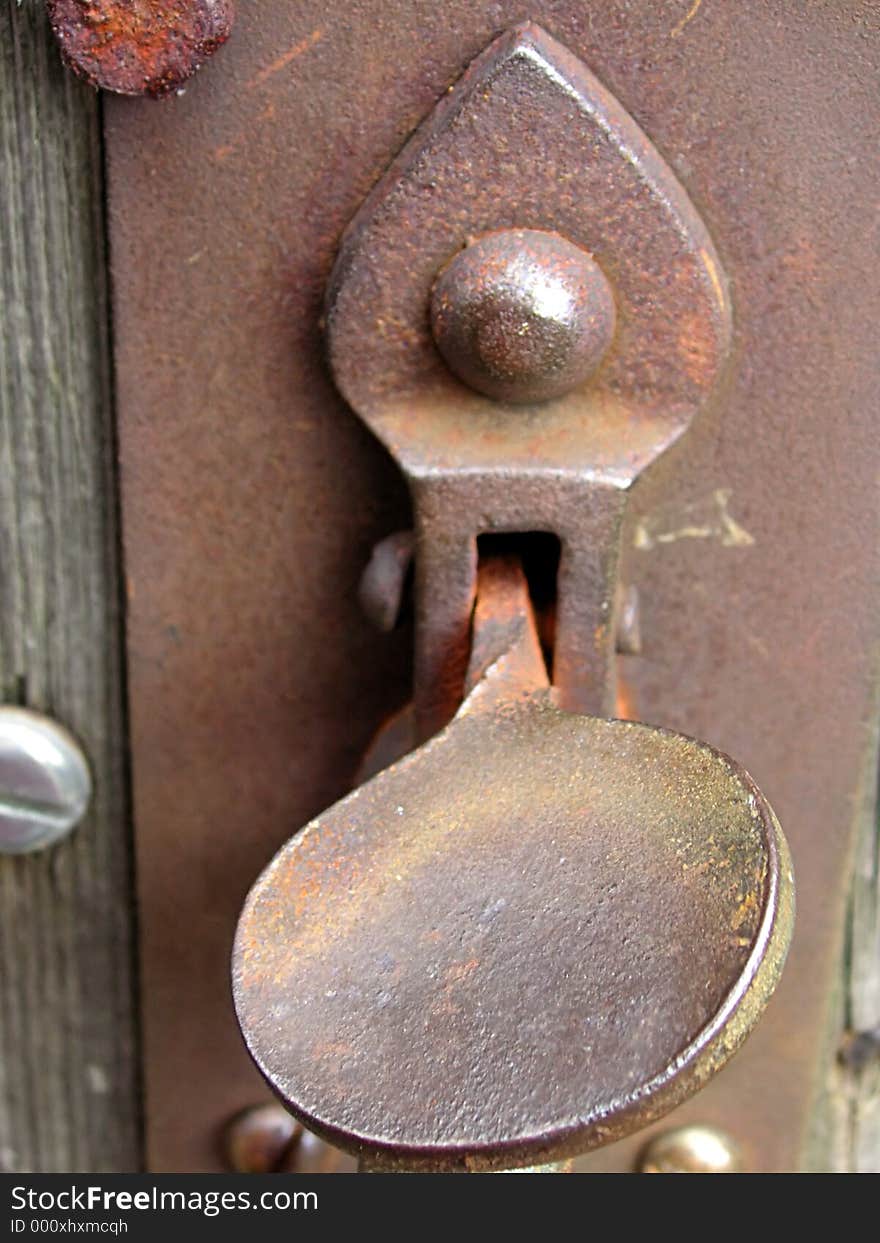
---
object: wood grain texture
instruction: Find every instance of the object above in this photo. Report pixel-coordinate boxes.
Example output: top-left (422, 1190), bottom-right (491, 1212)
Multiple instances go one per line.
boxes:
top-left (0, 0), bottom-right (140, 1172)
top-left (829, 760), bottom-right (880, 1173)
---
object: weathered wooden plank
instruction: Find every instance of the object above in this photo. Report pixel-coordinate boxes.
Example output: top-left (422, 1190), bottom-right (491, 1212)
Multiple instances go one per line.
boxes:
top-left (829, 760), bottom-right (880, 1173)
top-left (0, 0), bottom-right (139, 1173)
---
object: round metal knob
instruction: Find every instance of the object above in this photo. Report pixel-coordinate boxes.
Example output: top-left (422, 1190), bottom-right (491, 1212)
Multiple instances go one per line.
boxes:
top-left (430, 228), bottom-right (616, 404)
top-left (233, 698), bottom-right (793, 1171)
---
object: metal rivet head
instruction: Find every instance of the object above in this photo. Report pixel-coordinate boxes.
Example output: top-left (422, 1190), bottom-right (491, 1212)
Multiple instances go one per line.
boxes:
top-left (222, 1104), bottom-right (301, 1174)
top-left (638, 1126), bottom-right (744, 1174)
top-left (430, 228), bottom-right (616, 404)
top-left (0, 708), bottom-right (92, 855)
top-left (223, 1103), bottom-right (357, 1174)
top-left (46, 0), bottom-right (235, 99)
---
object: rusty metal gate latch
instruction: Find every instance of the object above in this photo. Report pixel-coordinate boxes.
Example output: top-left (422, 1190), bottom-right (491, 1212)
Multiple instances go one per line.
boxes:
top-left (232, 24), bottom-right (794, 1173)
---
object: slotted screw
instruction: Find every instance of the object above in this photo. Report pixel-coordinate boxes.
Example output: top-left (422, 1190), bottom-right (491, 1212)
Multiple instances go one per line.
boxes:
top-left (0, 707), bottom-right (92, 854)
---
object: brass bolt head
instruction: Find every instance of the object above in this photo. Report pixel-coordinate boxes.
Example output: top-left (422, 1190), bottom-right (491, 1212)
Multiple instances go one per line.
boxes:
top-left (639, 1125), bottom-right (743, 1174)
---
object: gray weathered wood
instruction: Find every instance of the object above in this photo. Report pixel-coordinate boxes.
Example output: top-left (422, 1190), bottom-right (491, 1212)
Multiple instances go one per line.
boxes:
top-left (828, 756), bottom-right (880, 1173)
top-left (0, 0), bottom-right (140, 1172)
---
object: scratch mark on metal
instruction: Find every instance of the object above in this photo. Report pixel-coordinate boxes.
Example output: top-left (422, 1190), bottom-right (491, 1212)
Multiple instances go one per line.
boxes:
top-left (671, 0), bottom-right (704, 38)
top-left (701, 247), bottom-right (729, 319)
top-left (250, 29), bottom-right (323, 88)
top-left (634, 489), bottom-right (754, 551)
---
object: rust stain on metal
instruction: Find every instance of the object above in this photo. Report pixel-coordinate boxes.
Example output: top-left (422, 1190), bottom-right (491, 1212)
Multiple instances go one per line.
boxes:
top-left (47, 0), bottom-right (234, 97)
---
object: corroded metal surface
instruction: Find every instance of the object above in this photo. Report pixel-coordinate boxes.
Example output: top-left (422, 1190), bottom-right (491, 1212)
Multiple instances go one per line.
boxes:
top-left (47, 0), bottom-right (234, 97)
top-left (106, 2), bottom-right (880, 1171)
top-left (234, 559), bottom-right (793, 1170)
top-left (326, 23), bottom-right (730, 736)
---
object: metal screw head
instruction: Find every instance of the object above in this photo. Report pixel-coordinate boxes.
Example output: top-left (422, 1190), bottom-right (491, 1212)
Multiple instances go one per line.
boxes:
top-left (430, 228), bottom-right (616, 404)
top-left (0, 708), bottom-right (92, 855)
top-left (638, 1126), bottom-right (743, 1174)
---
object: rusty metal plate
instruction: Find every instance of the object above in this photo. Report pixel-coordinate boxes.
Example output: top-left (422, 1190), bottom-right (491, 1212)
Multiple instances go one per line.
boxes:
top-left (106, 1), bottom-right (880, 1171)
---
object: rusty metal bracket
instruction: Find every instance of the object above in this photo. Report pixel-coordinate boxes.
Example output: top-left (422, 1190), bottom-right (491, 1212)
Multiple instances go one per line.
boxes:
top-left (231, 25), bottom-right (797, 1174)
top-left (326, 22), bottom-right (730, 736)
